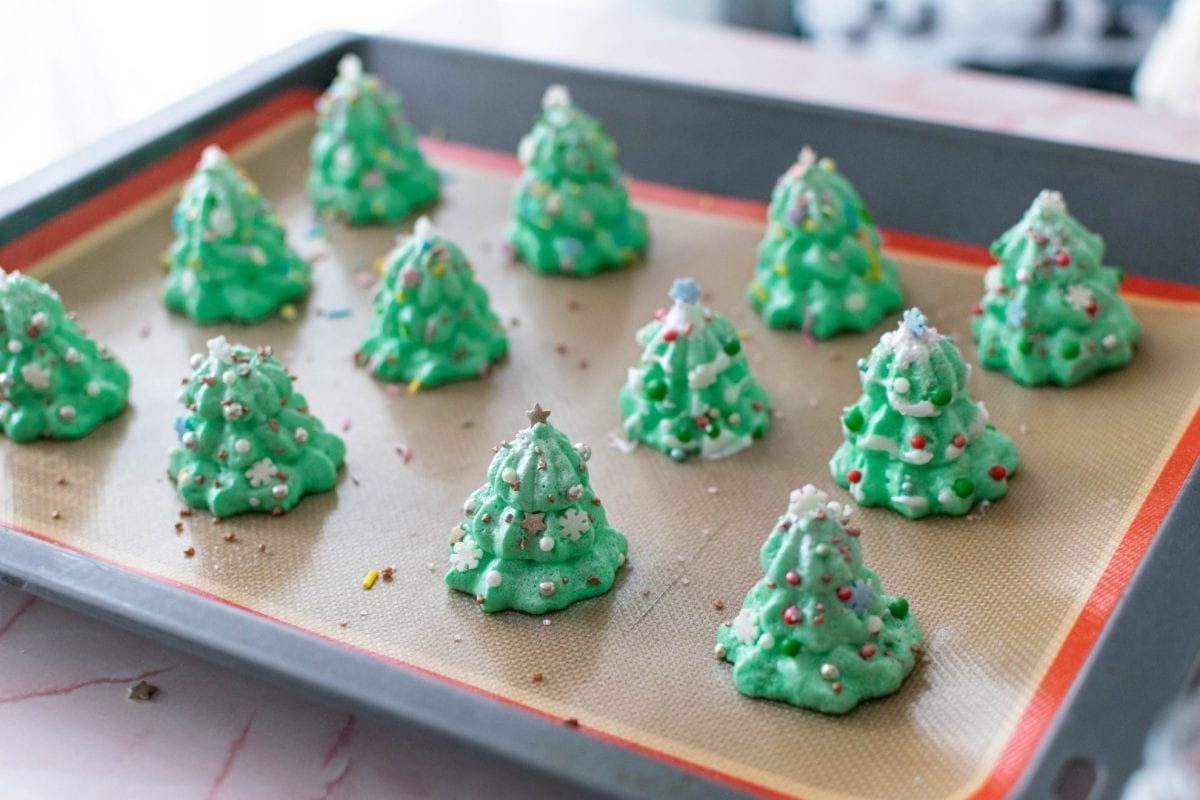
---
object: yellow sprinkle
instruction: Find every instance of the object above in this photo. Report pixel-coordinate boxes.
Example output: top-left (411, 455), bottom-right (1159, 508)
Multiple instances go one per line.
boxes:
top-left (860, 230), bottom-right (884, 282)
top-left (246, 184), bottom-right (259, 198)
top-left (773, 262), bottom-right (788, 277)
top-left (432, 262), bottom-right (445, 277)
top-left (280, 304), bottom-right (298, 322)
top-left (374, 257), bottom-right (386, 275)
top-left (738, 328), bottom-right (753, 341)
top-left (159, 251), bottom-right (171, 269)
top-left (753, 284), bottom-right (768, 303)
top-left (819, 157), bottom-right (837, 172)
top-left (804, 219), bottom-right (818, 233)
top-left (396, 290), bottom-right (406, 303)
top-left (362, 569), bottom-right (380, 590)
top-left (407, 377), bottom-right (423, 395)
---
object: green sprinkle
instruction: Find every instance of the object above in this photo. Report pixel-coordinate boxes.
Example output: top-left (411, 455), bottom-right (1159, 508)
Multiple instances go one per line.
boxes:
top-left (888, 597), bottom-right (909, 620)
top-left (844, 407), bottom-right (865, 432)
top-left (931, 387), bottom-right (952, 406)
top-left (952, 478), bottom-right (974, 498)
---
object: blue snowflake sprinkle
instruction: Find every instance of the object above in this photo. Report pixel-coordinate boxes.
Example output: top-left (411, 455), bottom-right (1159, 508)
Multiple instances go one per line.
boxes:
top-left (173, 416), bottom-right (188, 441)
top-left (848, 579), bottom-right (875, 614)
top-left (1005, 301), bottom-right (1027, 327)
top-left (901, 307), bottom-right (928, 337)
top-left (669, 277), bottom-right (701, 305)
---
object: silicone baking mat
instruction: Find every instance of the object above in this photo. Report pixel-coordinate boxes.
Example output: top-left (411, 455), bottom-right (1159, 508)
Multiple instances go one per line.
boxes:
top-left (3, 90), bottom-right (1200, 800)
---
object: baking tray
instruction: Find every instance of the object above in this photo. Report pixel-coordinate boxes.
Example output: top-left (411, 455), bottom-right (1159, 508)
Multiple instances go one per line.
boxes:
top-left (2, 32), bottom-right (1199, 800)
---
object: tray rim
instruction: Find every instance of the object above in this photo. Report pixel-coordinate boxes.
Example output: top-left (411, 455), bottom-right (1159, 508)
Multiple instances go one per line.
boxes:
top-left (1, 31), bottom-right (1199, 800)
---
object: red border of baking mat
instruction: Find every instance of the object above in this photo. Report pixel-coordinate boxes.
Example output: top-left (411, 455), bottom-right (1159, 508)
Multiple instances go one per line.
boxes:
top-left (2, 88), bottom-right (1199, 800)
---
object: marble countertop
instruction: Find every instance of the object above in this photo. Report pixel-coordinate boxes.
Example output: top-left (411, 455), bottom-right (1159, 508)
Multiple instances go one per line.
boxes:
top-left (4, 2), bottom-right (1198, 798)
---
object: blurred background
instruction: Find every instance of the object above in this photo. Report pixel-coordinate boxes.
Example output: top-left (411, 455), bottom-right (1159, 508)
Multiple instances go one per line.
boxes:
top-left (1, 0), bottom-right (1197, 188)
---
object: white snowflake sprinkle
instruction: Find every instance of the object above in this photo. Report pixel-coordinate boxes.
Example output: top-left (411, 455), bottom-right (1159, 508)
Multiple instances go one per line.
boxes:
top-left (449, 537), bottom-right (483, 572)
top-left (244, 458), bottom-right (277, 487)
top-left (19, 362), bottom-right (50, 390)
top-left (1065, 284), bottom-right (1095, 312)
top-left (558, 508), bottom-right (591, 541)
top-left (732, 608), bottom-right (758, 645)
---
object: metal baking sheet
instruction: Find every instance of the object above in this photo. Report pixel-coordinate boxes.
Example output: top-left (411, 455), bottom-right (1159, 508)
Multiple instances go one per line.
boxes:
top-left (1, 34), bottom-right (1198, 800)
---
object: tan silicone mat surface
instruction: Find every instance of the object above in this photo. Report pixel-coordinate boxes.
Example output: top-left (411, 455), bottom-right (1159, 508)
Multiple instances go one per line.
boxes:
top-left (5, 114), bottom-right (1200, 800)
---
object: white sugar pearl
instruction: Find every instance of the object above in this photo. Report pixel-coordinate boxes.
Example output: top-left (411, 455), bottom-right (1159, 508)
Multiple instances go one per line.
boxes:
top-left (30, 312), bottom-right (48, 329)
top-left (222, 370), bottom-right (236, 385)
top-left (501, 467), bottom-right (518, 483)
top-left (272, 484), bottom-right (289, 499)
top-left (64, 348), bottom-right (80, 364)
top-left (1102, 334), bottom-right (1118, 350)
top-left (566, 484), bottom-right (584, 501)
top-left (539, 536), bottom-right (554, 552)
top-left (485, 570), bottom-right (502, 588)
top-left (867, 615), bottom-right (883, 635)
top-left (85, 381), bottom-right (100, 397)
top-left (820, 663), bottom-right (839, 680)
top-left (190, 353), bottom-right (204, 368)
top-left (7, 340), bottom-right (21, 354)
top-left (463, 498), bottom-right (477, 515)
top-left (234, 438), bottom-right (251, 454)
top-left (293, 428), bottom-right (309, 444)
top-left (182, 432), bottom-right (197, 448)
top-left (58, 405), bottom-right (76, 422)
top-left (893, 377), bottom-right (910, 394)
top-left (758, 633), bottom-right (775, 649)
top-left (1016, 268), bottom-right (1033, 284)
top-left (538, 581), bottom-right (556, 596)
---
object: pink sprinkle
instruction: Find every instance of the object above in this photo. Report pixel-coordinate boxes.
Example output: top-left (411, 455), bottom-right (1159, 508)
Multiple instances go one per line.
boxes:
top-left (424, 319), bottom-right (436, 343)
top-left (395, 444), bottom-right (412, 464)
top-left (341, 418), bottom-right (352, 432)
top-left (801, 307), bottom-right (815, 347)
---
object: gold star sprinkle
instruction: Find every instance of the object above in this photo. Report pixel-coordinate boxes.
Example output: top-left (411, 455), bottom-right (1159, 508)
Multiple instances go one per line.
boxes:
top-left (526, 403), bottom-right (551, 425)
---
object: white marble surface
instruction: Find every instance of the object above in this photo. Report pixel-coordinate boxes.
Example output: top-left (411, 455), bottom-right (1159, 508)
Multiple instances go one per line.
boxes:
top-left (5, 2), bottom-right (1199, 798)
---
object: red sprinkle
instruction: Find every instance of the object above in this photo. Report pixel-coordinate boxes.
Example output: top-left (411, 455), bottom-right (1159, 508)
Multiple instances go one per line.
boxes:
top-left (952, 434), bottom-right (967, 448)
top-left (695, 415), bottom-right (709, 429)
top-left (662, 329), bottom-right (678, 343)
top-left (751, 401), bottom-right (763, 412)
top-left (860, 643), bottom-right (877, 659)
top-left (971, 303), bottom-right (984, 316)
top-left (832, 682), bottom-right (843, 694)
top-left (783, 605), bottom-right (802, 625)
top-left (990, 465), bottom-right (1008, 480)
top-left (847, 469), bottom-right (862, 484)
top-left (836, 586), bottom-right (853, 602)
top-left (910, 434), bottom-right (926, 450)
top-left (1056, 252), bottom-right (1071, 266)
top-left (785, 570), bottom-right (801, 586)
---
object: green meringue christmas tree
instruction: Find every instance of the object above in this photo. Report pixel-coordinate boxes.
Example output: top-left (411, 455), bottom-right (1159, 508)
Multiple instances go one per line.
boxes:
top-left (972, 190), bottom-right (1141, 386)
top-left (358, 217), bottom-right (507, 392)
top-left (507, 85), bottom-right (647, 276)
top-left (748, 148), bottom-right (902, 338)
top-left (0, 271), bottom-right (129, 441)
top-left (830, 309), bottom-right (1019, 519)
top-left (164, 145), bottom-right (309, 324)
top-left (619, 278), bottom-right (770, 460)
top-left (446, 404), bottom-right (627, 614)
top-left (716, 485), bottom-right (922, 714)
top-left (308, 53), bottom-right (440, 224)
top-left (169, 336), bottom-right (345, 517)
